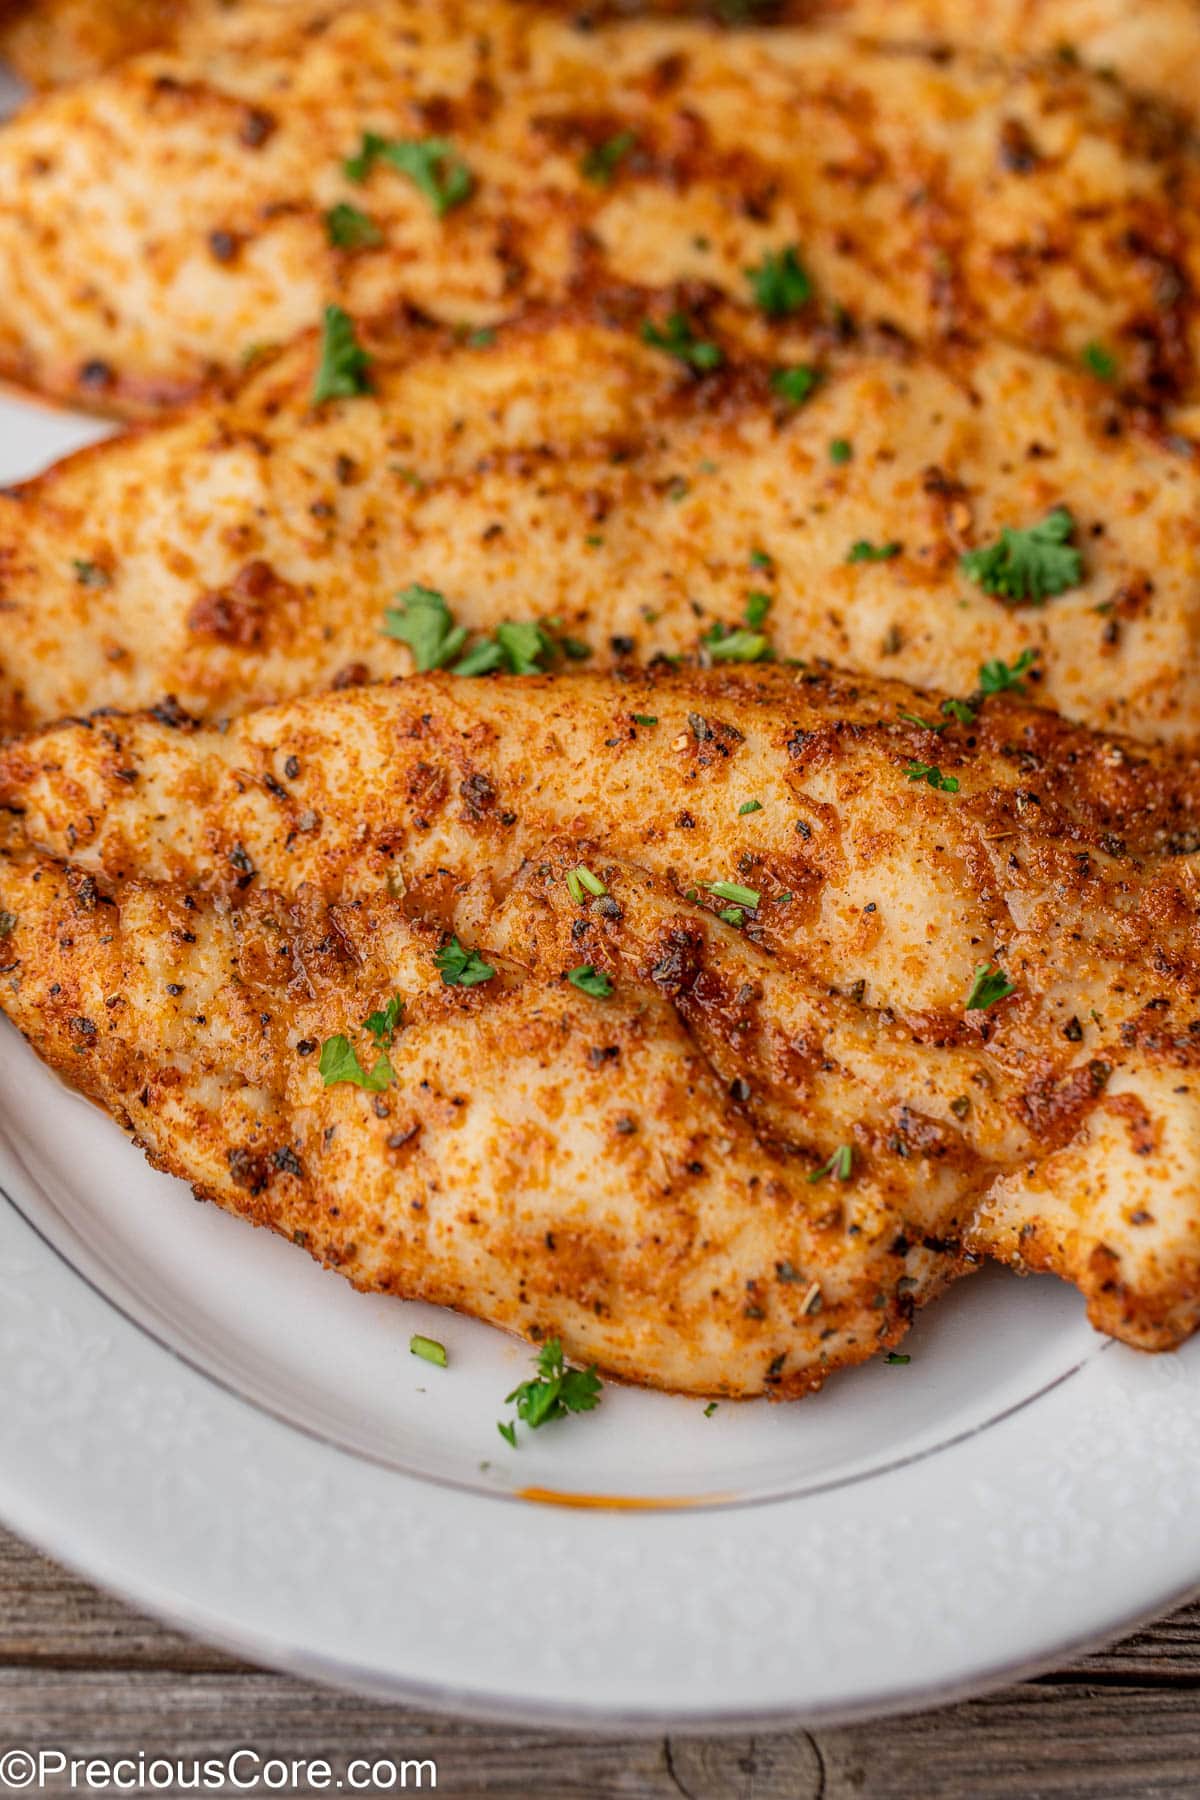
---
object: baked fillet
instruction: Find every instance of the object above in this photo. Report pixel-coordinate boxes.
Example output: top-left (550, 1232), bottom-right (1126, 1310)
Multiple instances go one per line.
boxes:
top-left (1, 665), bottom-right (1198, 1392)
top-left (1, 297), bottom-right (1197, 745)
top-left (0, 0), bottom-right (1197, 414)
top-left (5, 0), bottom-right (1200, 122)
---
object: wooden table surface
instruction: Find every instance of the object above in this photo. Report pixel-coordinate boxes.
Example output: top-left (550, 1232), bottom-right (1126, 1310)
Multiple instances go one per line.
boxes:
top-left (0, 1528), bottom-right (1195, 1798)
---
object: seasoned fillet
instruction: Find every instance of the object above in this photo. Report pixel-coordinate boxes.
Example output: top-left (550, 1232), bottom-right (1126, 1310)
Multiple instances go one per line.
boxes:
top-left (2, 665), bottom-right (1198, 1382)
top-left (0, 0), bottom-right (1197, 414)
top-left (2, 299), bottom-right (1199, 744)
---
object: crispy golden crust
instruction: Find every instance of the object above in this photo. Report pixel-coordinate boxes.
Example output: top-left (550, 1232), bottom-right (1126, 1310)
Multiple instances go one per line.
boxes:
top-left (0, 0), bottom-right (1198, 416)
top-left (2, 664), bottom-right (1200, 1373)
top-left (7, 1), bottom-right (1200, 122)
top-left (2, 296), bottom-right (1199, 745)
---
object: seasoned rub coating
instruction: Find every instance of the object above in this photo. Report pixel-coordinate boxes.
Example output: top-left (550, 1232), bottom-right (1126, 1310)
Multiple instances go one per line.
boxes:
top-left (2, 665), bottom-right (1199, 1377)
top-left (0, 0), bottom-right (1198, 415)
top-left (6, 1), bottom-right (1200, 125)
top-left (3, 297), bottom-right (1200, 745)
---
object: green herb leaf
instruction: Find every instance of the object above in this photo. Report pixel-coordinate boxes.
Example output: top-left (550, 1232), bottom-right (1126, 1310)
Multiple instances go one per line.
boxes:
top-left (961, 507), bottom-right (1082, 604)
top-left (581, 128), bottom-right (637, 185)
top-left (940, 698), bottom-right (977, 725)
top-left (703, 1401), bottom-right (718, 1417)
top-left (718, 906), bottom-right (745, 926)
top-left (497, 1420), bottom-right (517, 1447)
top-left (345, 132), bottom-right (473, 216)
top-left (702, 623), bottom-right (771, 663)
top-left (1082, 341), bottom-right (1117, 381)
top-left (363, 994), bottom-right (404, 1051)
top-left (965, 962), bottom-right (1016, 1011)
top-left (641, 311), bottom-right (724, 372)
top-left (707, 881), bottom-right (760, 909)
top-left (325, 202), bottom-right (382, 248)
top-left (898, 708), bottom-right (946, 733)
top-left (884, 1351), bottom-right (911, 1365)
top-left (495, 619), bottom-right (552, 675)
top-left (829, 438), bottom-right (852, 465)
top-left (746, 244), bottom-right (811, 317)
top-left (502, 1338), bottom-right (603, 1441)
top-left (568, 964), bottom-right (614, 998)
top-left (808, 1144), bottom-right (853, 1183)
top-left (749, 548), bottom-right (774, 571)
top-left (382, 584), bottom-right (469, 671)
top-left (848, 539), bottom-right (901, 564)
top-left (435, 936), bottom-right (496, 988)
top-left (905, 760), bottom-right (960, 793)
top-left (978, 646), bottom-right (1040, 694)
top-left (72, 559), bottom-right (110, 589)
top-left (312, 304), bottom-right (372, 404)
top-left (771, 365), bottom-right (819, 407)
top-left (632, 713), bottom-right (658, 727)
top-left (453, 637), bottom-right (506, 677)
top-left (738, 799), bottom-right (763, 816)
top-left (745, 590), bottom-right (773, 629)
top-left (318, 1034), bottom-right (394, 1092)
top-left (410, 1334), bottom-right (448, 1368)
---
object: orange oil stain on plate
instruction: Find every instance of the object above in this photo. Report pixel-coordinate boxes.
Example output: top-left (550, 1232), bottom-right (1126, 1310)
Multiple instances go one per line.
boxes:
top-left (517, 1486), bottom-right (733, 1511)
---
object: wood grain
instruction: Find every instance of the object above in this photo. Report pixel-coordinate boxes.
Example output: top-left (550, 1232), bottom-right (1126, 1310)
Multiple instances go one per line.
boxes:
top-left (0, 1530), bottom-right (1196, 1798)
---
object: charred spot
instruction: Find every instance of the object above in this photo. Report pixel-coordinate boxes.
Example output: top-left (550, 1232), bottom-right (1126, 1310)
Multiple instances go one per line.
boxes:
top-left (150, 694), bottom-right (199, 731)
top-left (271, 1145), bottom-right (304, 1178)
top-left (227, 1146), bottom-right (271, 1193)
top-left (459, 771), bottom-right (497, 818)
top-left (646, 926), bottom-right (704, 996)
top-left (239, 106), bottom-right (277, 148)
top-left (208, 228), bottom-right (240, 265)
top-left (228, 843), bottom-right (257, 887)
top-left (78, 359), bottom-right (115, 392)
top-left (997, 118), bottom-right (1041, 174)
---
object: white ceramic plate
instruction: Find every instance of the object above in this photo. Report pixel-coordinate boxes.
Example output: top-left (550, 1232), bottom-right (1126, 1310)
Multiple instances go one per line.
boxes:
top-left (0, 90), bottom-right (1198, 1719)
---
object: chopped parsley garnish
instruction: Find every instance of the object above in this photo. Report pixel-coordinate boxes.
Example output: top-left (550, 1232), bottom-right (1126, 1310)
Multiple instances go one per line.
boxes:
top-left (704, 1401), bottom-right (719, 1417)
top-left (72, 559), bottom-right (110, 589)
top-left (434, 937), bottom-right (496, 988)
top-left (325, 202), bottom-right (382, 248)
top-left (632, 713), bottom-right (658, 727)
top-left (565, 865), bottom-right (607, 903)
top-left (493, 619), bottom-right (551, 675)
top-left (898, 708), bottom-right (946, 733)
top-left (750, 548), bottom-right (774, 571)
top-left (581, 128), bottom-right (637, 185)
top-left (745, 590), bottom-right (773, 629)
top-left (568, 964), bottom-right (613, 998)
top-left (978, 646), bottom-right (1039, 694)
top-left (498, 1338), bottom-right (603, 1443)
top-left (940, 698), bottom-right (977, 725)
top-left (707, 881), bottom-right (760, 909)
top-left (965, 962), bottom-right (1016, 1011)
top-left (702, 622), bottom-right (771, 663)
top-left (746, 244), bottom-right (811, 317)
top-left (383, 584), bottom-right (468, 670)
top-left (453, 637), bottom-right (506, 677)
top-left (738, 799), bottom-right (763, 815)
top-left (410, 1334), bottom-right (448, 1368)
top-left (719, 905), bottom-right (745, 926)
top-left (345, 132), bottom-right (473, 216)
top-left (961, 507), bottom-right (1082, 604)
top-left (771, 365), bottom-right (819, 407)
top-left (829, 438), bottom-right (853, 465)
top-left (905, 761), bottom-right (960, 793)
top-left (641, 311), bottom-right (724, 372)
top-left (319, 993), bottom-right (403, 1090)
top-left (884, 1351), bottom-right (911, 1365)
top-left (808, 1144), bottom-right (853, 1184)
top-left (848, 540), bottom-right (901, 563)
top-left (464, 326), bottom-right (496, 349)
top-left (363, 995), bottom-right (404, 1051)
top-left (1082, 341), bottom-right (1117, 381)
top-left (312, 304), bottom-right (372, 404)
